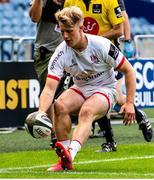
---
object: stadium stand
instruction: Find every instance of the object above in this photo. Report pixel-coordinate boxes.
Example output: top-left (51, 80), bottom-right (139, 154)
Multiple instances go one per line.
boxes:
top-left (0, 0), bottom-right (35, 61)
top-left (130, 17), bottom-right (154, 35)
top-left (0, 1), bottom-right (36, 37)
top-left (0, 1), bottom-right (154, 61)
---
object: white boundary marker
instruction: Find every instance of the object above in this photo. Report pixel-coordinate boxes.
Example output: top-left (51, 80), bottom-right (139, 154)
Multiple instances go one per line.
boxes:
top-left (111, 118), bottom-right (154, 125)
top-left (1, 155), bottom-right (154, 173)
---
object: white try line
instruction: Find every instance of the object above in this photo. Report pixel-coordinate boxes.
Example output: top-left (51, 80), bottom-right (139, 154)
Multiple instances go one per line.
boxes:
top-left (1, 170), bottom-right (154, 177)
top-left (1, 155), bottom-right (154, 173)
top-left (111, 118), bottom-right (154, 125)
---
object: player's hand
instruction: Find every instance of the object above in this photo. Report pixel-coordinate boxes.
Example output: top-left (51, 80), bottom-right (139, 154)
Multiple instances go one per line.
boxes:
top-left (119, 102), bottom-right (135, 126)
top-left (123, 40), bottom-right (135, 59)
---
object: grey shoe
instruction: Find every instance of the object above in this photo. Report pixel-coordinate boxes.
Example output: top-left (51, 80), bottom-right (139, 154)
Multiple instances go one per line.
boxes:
top-left (96, 142), bottom-right (117, 152)
top-left (96, 129), bottom-right (105, 137)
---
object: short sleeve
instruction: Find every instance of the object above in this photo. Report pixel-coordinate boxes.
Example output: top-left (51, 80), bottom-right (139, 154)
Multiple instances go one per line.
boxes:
top-left (48, 45), bottom-right (65, 80)
top-left (100, 38), bottom-right (125, 69)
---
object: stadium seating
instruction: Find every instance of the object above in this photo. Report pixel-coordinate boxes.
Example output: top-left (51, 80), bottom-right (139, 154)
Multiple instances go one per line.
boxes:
top-left (1, 2), bottom-right (154, 37)
top-left (0, 1), bottom-right (35, 61)
top-left (0, 1), bottom-right (36, 37)
top-left (1, 1), bottom-right (154, 37)
top-left (130, 17), bottom-right (154, 35)
top-left (0, 1), bottom-right (154, 61)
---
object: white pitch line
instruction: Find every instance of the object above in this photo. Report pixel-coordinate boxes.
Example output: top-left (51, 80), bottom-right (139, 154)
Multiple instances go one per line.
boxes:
top-left (1, 155), bottom-right (154, 173)
top-left (75, 155), bottom-right (154, 164)
top-left (1, 170), bottom-right (154, 177)
top-left (111, 118), bottom-right (154, 125)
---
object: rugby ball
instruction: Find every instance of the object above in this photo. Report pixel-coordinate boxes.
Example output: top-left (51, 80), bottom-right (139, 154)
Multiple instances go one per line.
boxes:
top-left (24, 111), bottom-right (52, 139)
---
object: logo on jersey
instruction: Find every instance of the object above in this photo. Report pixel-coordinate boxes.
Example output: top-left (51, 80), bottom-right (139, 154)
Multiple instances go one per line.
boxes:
top-left (92, 4), bottom-right (102, 14)
top-left (114, 6), bottom-right (122, 18)
top-left (50, 51), bottom-right (64, 70)
top-left (108, 44), bottom-right (119, 60)
top-left (90, 54), bottom-right (100, 64)
top-left (83, 17), bottom-right (99, 35)
top-left (75, 71), bottom-right (104, 81)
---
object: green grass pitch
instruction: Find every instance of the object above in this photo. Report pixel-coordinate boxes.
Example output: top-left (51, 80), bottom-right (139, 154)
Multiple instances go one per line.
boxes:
top-left (0, 108), bottom-right (154, 178)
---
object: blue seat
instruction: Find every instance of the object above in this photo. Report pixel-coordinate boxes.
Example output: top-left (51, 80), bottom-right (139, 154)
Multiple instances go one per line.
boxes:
top-left (132, 25), bottom-right (143, 35)
top-left (138, 17), bottom-right (150, 26)
top-left (149, 25), bottom-right (154, 34)
top-left (11, 0), bottom-right (26, 8)
top-left (130, 17), bottom-right (154, 35)
top-left (0, 4), bottom-right (4, 13)
top-left (2, 24), bottom-right (14, 36)
top-left (142, 25), bottom-right (152, 34)
top-left (130, 17), bottom-right (139, 27)
top-left (11, 18), bottom-right (20, 26)
top-left (3, 10), bottom-right (14, 20)
top-left (1, 18), bottom-right (10, 26)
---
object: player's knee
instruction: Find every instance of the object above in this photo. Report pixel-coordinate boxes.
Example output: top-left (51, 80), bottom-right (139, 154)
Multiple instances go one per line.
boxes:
top-left (79, 107), bottom-right (94, 122)
top-left (54, 100), bottom-right (68, 115)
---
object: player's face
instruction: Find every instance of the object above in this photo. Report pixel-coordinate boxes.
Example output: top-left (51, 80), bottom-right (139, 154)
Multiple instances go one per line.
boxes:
top-left (59, 23), bottom-right (83, 49)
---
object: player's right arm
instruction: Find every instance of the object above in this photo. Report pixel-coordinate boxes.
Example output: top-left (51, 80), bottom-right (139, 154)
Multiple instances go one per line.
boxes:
top-left (29, 0), bottom-right (43, 22)
top-left (39, 77), bottom-right (60, 113)
top-left (39, 43), bottom-right (66, 113)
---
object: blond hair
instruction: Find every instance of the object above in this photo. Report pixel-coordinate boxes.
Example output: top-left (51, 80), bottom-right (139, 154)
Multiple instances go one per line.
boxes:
top-left (55, 6), bottom-right (84, 28)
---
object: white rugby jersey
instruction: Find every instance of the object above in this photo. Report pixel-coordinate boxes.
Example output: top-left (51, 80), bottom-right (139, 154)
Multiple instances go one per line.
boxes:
top-left (48, 34), bottom-right (125, 88)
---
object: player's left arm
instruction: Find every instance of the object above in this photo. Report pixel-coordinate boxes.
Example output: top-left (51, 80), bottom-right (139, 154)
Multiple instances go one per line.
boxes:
top-left (116, 59), bottom-right (136, 125)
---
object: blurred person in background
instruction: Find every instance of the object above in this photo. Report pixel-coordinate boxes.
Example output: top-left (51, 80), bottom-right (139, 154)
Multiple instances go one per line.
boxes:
top-left (29, 0), bottom-right (63, 91)
top-left (95, 0), bottom-right (153, 151)
top-left (111, 0), bottom-right (153, 146)
top-left (29, 0), bottom-right (64, 145)
top-left (118, 0), bottom-right (135, 59)
top-left (95, 0), bottom-right (153, 152)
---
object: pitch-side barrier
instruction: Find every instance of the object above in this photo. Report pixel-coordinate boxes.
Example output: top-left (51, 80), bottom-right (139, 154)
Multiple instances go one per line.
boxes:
top-left (0, 36), bottom-right (39, 129)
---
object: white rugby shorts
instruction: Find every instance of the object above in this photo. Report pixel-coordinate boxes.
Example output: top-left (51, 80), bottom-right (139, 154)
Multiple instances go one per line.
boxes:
top-left (70, 84), bottom-right (118, 113)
